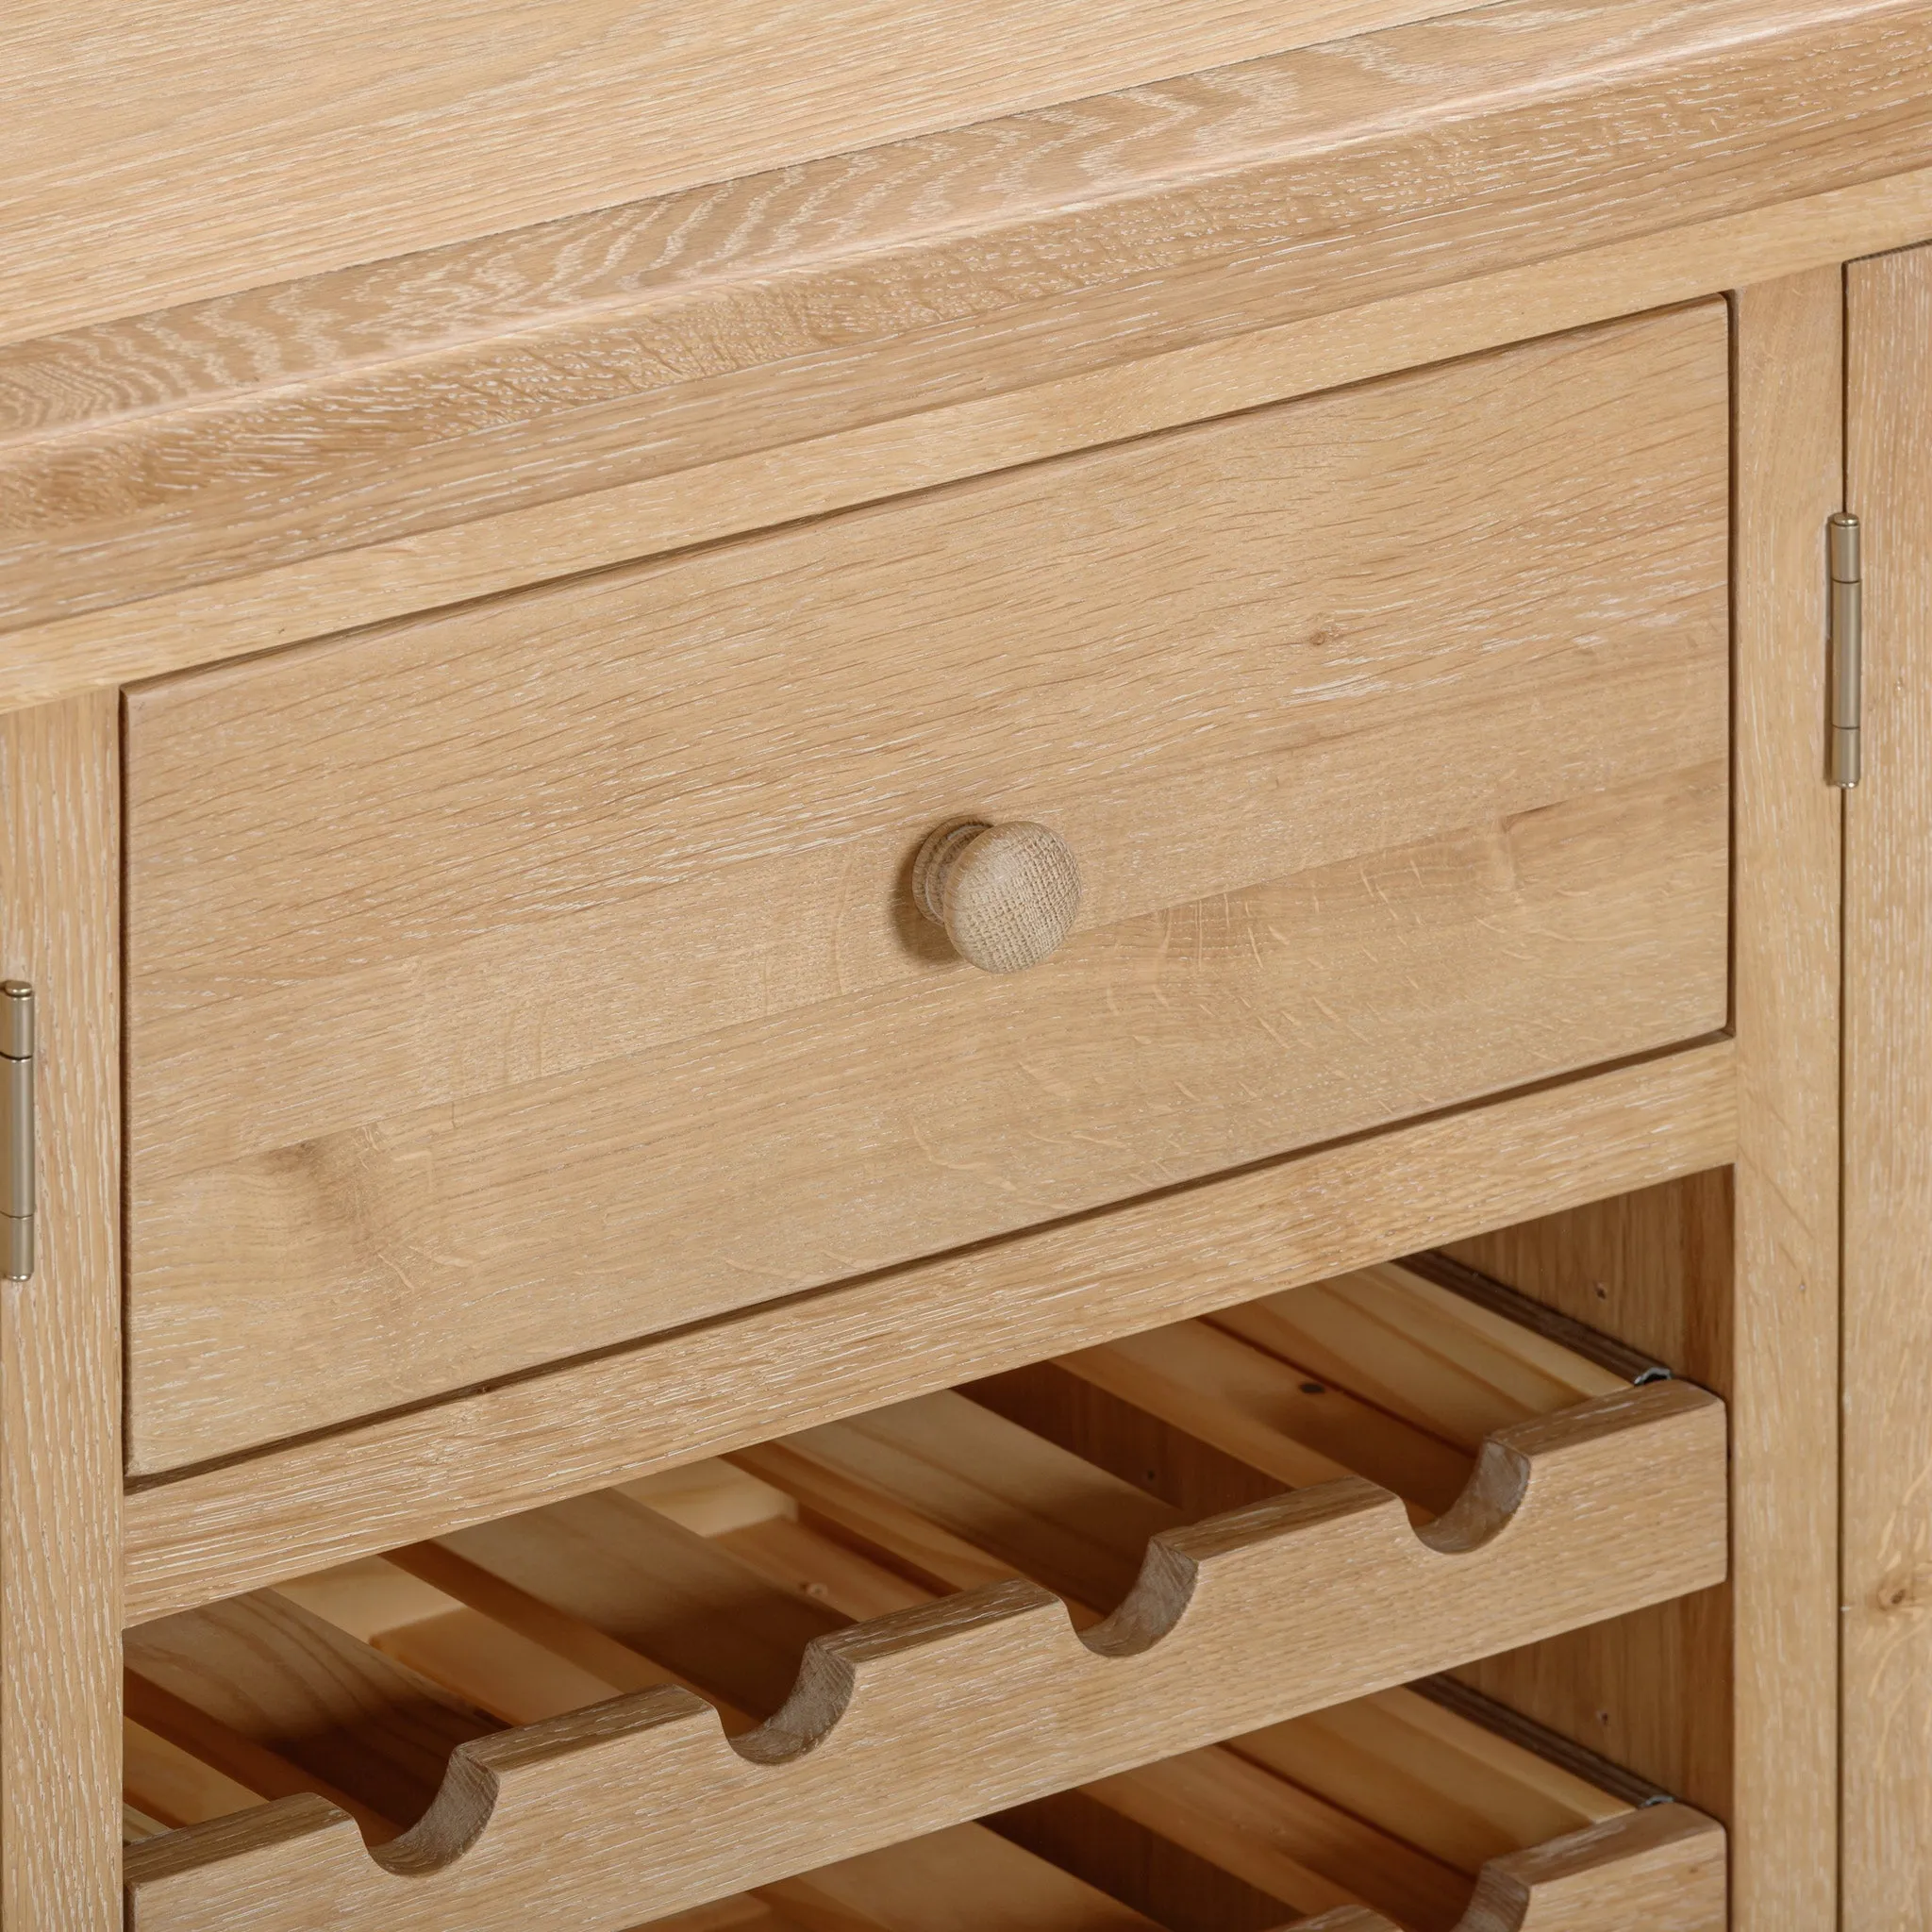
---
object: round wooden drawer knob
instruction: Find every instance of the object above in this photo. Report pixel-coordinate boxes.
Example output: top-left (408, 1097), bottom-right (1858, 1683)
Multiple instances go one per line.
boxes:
top-left (913, 819), bottom-right (1083, 974)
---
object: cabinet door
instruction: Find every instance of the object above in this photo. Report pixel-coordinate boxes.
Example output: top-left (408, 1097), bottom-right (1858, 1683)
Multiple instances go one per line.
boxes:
top-left (1845, 240), bottom-right (1932, 1926)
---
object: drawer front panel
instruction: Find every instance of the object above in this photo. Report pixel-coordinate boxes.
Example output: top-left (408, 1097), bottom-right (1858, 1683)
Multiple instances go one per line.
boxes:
top-left (124, 302), bottom-right (1730, 1472)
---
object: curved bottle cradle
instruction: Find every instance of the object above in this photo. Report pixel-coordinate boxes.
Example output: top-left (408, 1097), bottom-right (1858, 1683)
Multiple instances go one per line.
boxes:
top-left (124, 1378), bottom-right (1724, 1932)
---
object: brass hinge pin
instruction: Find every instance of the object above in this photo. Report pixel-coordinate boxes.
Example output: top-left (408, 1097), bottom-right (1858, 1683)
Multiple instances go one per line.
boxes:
top-left (2, 982), bottom-right (34, 1282)
top-left (1830, 512), bottom-right (1862, 789)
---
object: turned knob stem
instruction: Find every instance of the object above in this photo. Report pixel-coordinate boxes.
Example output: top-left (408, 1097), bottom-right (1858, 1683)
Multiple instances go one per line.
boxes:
top-left (913, 819), bottom-right (1083, 974)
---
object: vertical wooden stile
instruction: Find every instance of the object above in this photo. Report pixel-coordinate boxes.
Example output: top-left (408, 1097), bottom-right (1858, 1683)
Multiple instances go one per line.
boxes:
top-left (1727, 263), bottom-right (1845, 1932)
top-left (1843, 240), bottom-right (1932, 1931)
top-left (1449, 268), bottom-right (1845, 1931)
top-left (0, 693), bottom-right (122, 1927)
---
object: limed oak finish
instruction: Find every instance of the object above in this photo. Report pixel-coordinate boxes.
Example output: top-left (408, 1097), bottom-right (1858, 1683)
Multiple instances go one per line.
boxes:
top-left (4, 0), bottom-right (1502, 348)
top-left (121, 303), bottom-right (1729, 1473)
top-left (0, 0), bottom-right (1912, 1923)
top-left (121, 1042), bottom-right (1739, 1625)
top-left (1843, 239), bottom-right (1932, 1929)
top-left (1298, 1805), bottom-right (1725, 1932)
top-left (8, 0), bottom-right (1932, 700)
top-left (120, 1267), bottom-right (1725, 1929)
top-left (0, 696), bottom-right (121, 1926)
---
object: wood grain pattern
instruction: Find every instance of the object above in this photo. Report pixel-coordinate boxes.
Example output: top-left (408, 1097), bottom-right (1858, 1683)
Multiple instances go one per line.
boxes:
top-left (391, 1464), bottom-right (1605, 1929)
top-left (125, 770), bottom-right (1724, 1472)
top-left (1842, 240), bottom-right (1932, 1929)
top-left (124, 1618), bottom-right (1159, 1932)
top-left (993, 1786), bottom-right (1361, 1932)
top-left (969, 1257), bottom-right (1643, 1535)
top-left (1208, 1266), bottom-right (1627, 1451)
top-left (384, 1486), bottom-right (1441, 1926)
top-left (8, 178), bottom-right (1930, 724)
top-left (913, 820), bottom-right (1083, 975)
top-left (1450, 269), bottom-right (1845, 1932)
top-left (436, 1491), bottom-right (847, 1722)
top-left (123, 1674), bottom-right (391, 1842)
top-left (120, 304), bottom-right (1730, 1473)
top-left (123, 1723), bottom-right (263, 1834)
top-left (964, 1361), bottom-right (1291, 1529)
top-left (1297, 1804), bottom-right (1725, 1932)
top-left (116, 1284), bottom-right (1716, 1924)
top-left (1446, 1177), bottom-right (1734, 1410)
top-left (1039, 1313), bottom-right (1474, 1514)
top-left (122, 1039), bottom-right (1738, 1625)
top-left (118, 306), bottom-right (1724, 1176)
top-left (1068, 1746), bottom-right (1462, 1926)
top-left (715, 1326), bottom-right (1632, 1927)
top-left (1227, 1690), bottom-right (1626, 1879)
top-left (10, 173), bottom-right (1932, 724)
top-left (5, 0), bottom-right (1930, 675)
top-left (123, 1384), bottom-right (1724, 1931)
top-left (0, 0), bottom-right (1496, 349)
top-left (1715, 267), bottom-right (1844, 1932)
top-left (729, 1392), bottom-right (1181, 1623)
top-left (0, 694), bottom-right (120, 1926)
top-left (125, 1592), bottom-right (498, 1835)
top-left (996, 1690), bottom-right (1622, 1932)
top-left (415, 1431), bottom-right (1462, 1928)
top-left (1445, 1176), bottom-right (1735, 1814)
top-left (375, 1608), bottom-right (652, 1729)
top-left (759, 1821), bottom-right (1164, 1932)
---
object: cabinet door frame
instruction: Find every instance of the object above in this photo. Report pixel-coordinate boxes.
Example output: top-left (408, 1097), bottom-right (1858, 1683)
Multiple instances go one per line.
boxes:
top-left (1732, 267), bottom-right (1847, 1932)
top-left (1844, 240), bottom-right (1932, 1930)
top-left (0, 243), bottom-right (1890, 1932)
top-left (0, 693), bottom-right (122, 1929)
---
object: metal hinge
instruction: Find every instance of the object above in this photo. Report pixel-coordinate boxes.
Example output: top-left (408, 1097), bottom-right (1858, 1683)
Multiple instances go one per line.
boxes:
top-left (2, 982), bottom-right (33, 1282)
top-left (1830, 512), bottom-right (1862, 788)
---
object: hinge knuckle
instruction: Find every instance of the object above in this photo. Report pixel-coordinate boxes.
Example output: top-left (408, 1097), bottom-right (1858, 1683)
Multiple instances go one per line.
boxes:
top-left (1829, 512), bottom-right (1862, 789)
top-left (2, 982), bottom-right (35, 1282)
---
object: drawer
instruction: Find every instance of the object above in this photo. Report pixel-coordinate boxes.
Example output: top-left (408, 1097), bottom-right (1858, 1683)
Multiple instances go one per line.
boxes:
top-left (122, 301), bottom-right (1730, 1473)
top-left (121, 1257), bottom-right (1726, 1929)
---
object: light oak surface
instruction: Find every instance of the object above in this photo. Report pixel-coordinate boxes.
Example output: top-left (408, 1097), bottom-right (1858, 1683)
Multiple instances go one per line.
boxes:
top-left (757, 1823), bottom-right (1167, 1932)
top-left (5, 0), bottom-right (1931, 684)
top-left (1058, 1743), bottom-right (1463, 1924)
top-left (1447, 1178), bottom-right (1735, 1811)
top-left (1041, 1313), bottom-right (1475, 1516)
top-left (125, 1591), bottom-right (497, 1839)
top-left (0, 695), bottom-right (120, 1928)
top-left (1208, 1267), bottom-right (1628, 1453)
top-left (122, 1724), bottom-right (261, 1836)
top-left (121, 1040), bottom-right (1737, 1624)
top-left (0, 0), bottom-right (1913, 1914)
top-left (1843, 240), bottom-right (1932, 1929)
top-left (119, 303), bottom-right (1730, 1473)
top-left (123, 1368), bottom-right (1724, 1927)
top-left (1, 0), bottom-right (1497, 348)
top-left (330, 1637), bottom-right (1690, 1930)
top-left (1446, 273), bottom-right (1848, 1932)
top-left (1449, 1179), bottom-right (1733, 1407)
top-left (122, 1674), bottom-right (388, 1843)
top-left (912, 821), bottom-right (1084, 975)
top-left (152, 1342), bottom-right (1496, 1922)
top-left (1298, 1804), bottom-right (1725, 1932)
top-left (1720, 265), bottom-right (1846, 1932)
top-left (9, 174), bottom-right (1932, 721)
top-left (1224, 1689), bottom-right (1627, 1880)
top-left (113, 1260), bottom-right (1724, 1927)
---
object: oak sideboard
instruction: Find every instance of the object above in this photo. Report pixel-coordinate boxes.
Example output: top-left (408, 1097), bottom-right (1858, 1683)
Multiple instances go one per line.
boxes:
top-left (8, 2), bottom-right (1932, 1925)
